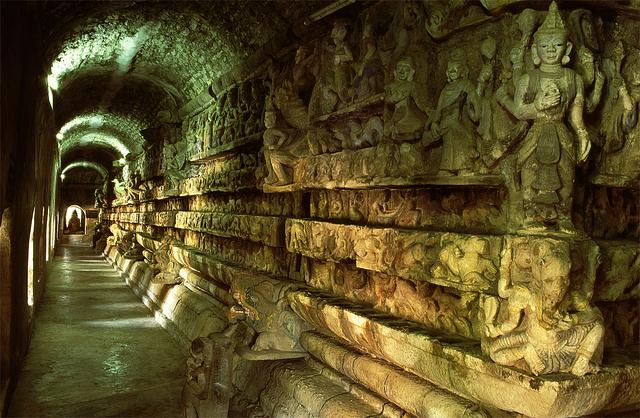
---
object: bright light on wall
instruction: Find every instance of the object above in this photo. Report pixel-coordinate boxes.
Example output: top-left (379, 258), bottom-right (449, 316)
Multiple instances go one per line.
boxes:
top-left (47, 74), bottom-right (59, 91)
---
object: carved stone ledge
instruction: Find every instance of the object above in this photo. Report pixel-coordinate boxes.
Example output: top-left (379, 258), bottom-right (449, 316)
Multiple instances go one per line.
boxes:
top-left (264, 174), bottom-right (504, 193)
top-left (287, 219), bottom-right (502, 293)
top-left (259, 360), bottom-right (385, 418)
top-left (288, 289), bottom-right (640, 418)
top-left (263, 142), bottom-right (502, 193)
top-left (174, 211), bottom-right (286, 247)
top-left (170, 242), bottom-right (282, 288)
top-left (301, 331), bottom-right (497, 418)
top-left (313, 93), bottom-right (384, 122)
top-left (591, 175), bottom-right (640, 189)
top-left (189, 132), bottom-right (264, 163)
top-left (135, 232), bottom-right (161, 253)
top-left (179, 167), bottom-right (257, 195)
top-left (181, 233), bottom-right (290, 277)
top-left (106, 211), bottom-right (177, 228)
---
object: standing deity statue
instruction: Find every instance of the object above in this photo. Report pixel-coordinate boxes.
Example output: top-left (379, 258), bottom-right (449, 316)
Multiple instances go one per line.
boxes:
top-left (385, 57), bottom-right (428, 142)
top-left (428, 49), bottom-right (481, 175)
top-left (498, 1), bottom-right (591, 233)
top-left (330, 19), bottom-right (354, 106)
top-left (353, 10), bottom-right (384, 99)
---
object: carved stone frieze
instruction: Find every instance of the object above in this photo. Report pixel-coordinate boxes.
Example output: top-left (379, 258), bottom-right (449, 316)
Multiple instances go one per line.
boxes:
top-left (187, 191), bottom-right (305, 218)
top-left (105, 211), bottom-right (177, 228)
top-left (310, 187), bottom-right (507, 234)
top-left (174, 212), bottom-right (286, 247)
top-left (180, 153), bottom-right (258, 194)
top-left (287, 219), bottom-right (501, 292)
top-left (307, 260), bottom-right (482, 339)
top-left (181, 232), bottom-right (291, 278)
top-left (264, 141), bottom-right (505, 192)
top-left (481, 236), bottom-right (603, 376)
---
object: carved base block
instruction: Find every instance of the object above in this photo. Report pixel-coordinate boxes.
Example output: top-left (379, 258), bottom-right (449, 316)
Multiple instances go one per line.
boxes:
top-left (288, 289), bottom-right (640, 418)
top-left (259, 359), bottom-right (396, 418)
top-left (301, 331), bottom-right (499, 418)
top-left (104, 245), bottom-right (227, 349)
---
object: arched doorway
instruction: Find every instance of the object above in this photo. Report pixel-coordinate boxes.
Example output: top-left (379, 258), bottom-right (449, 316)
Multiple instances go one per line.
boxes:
top-left (63, 205), bottom-right (86, 235)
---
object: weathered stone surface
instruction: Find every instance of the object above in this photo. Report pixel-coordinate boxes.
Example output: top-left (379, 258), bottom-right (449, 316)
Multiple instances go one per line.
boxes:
top-left (289, 289), bottom-right (640, 418)
top-left (174, 211), bottom-right (286, 247)
top-left (310, 187), bottom-right (507, 234)
top-left (106, 211), bottom-right (177, 227)
top-left (594, 240), bottom-right (640, 302)
top-left (259, 360), bottom-right (385, 418)
top-left (176, 234), bottom-right (291, 278)
top-left (264, 142), bottom-right (504, 192)
top-left (301, 331), bottom-right (495, 418)
top-left (187, 191), bottom-right (305, 217)
top-left (307, 260), bottom-right (483, 339)
top-left (287, 219), bottom-right (502, 292)
top-left (47, 1), bottom-right (640, 416)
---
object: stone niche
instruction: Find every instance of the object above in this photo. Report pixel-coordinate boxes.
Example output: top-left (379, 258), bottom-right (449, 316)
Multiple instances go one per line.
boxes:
top-left (101, 1), bottom-right (640, 417)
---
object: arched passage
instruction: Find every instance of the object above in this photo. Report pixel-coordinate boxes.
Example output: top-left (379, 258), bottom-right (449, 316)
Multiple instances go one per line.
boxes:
top-left (63, 205), bottom-right (85, 235)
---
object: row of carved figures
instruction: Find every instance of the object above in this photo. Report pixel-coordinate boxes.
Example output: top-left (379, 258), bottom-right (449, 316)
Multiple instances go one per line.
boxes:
top-left (184, 78), bottom-right (267, 156)
top-left (261, 1), bottom-right (639, 236)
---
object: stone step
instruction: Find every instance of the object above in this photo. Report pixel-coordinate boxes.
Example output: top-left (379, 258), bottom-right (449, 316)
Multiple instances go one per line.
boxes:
top-left (302, 331), bottom-right (501, 418)
top-left (288, 289), bottom-right (640, 418)
top-left (260, 359), bottom-right (406, 418)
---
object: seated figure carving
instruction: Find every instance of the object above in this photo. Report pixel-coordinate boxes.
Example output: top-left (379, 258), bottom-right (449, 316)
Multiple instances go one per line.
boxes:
top-left (482, 239), bottom-right (604, 376)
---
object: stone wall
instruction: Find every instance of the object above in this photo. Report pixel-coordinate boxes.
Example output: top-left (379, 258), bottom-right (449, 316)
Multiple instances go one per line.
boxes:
top-left (101, 1), bottom-right (639, 417)
top-left (0, 2), bottom-right (59, 414)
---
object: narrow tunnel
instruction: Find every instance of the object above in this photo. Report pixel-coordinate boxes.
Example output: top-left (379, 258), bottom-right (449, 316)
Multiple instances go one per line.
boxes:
top-left (1, 1), bottom-right (639, 417)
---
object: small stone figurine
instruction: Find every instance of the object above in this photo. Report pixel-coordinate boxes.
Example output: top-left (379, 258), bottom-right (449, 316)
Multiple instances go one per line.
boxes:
top-left (428, 49), bottom-right (481, 175)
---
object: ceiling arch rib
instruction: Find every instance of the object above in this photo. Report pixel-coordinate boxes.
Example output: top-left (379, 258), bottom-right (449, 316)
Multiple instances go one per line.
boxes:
top-left (61, 161), bottom-right (108, 180)
top-left (57, 113), bottom-right (144, 159)
top-left (53, 69), bottom-right (179, 131)
top-left (60, 132), bottom-right (131, 159)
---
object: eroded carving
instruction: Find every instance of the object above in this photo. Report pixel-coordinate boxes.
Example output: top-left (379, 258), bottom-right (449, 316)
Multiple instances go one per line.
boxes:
top-left (482, 237), bottom-right (604, 376)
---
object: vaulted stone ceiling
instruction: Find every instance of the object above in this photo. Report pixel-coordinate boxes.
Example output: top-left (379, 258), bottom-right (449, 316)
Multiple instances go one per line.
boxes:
top-left (45, 0), bottom-right (327, 173)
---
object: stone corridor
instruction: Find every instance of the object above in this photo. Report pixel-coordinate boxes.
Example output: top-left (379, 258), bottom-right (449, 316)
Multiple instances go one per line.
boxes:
top-left (8, 240), bottom-right (184, 418)
top-left (2, 1), bottom-right (639, 416)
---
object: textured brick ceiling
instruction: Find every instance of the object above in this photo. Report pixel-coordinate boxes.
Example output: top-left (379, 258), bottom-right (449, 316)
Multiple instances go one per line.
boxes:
top-left (46, 0), bottom-right (327, 166)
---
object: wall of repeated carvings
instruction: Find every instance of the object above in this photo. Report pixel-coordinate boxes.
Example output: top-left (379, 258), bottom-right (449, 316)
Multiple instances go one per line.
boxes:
top-left (101, 1), bottom-right (639, 417)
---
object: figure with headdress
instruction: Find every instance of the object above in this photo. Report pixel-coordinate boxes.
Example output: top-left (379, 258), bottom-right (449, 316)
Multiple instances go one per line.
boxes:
top-left (498, 1), bottom-right (591, 233)
top-left (262, 95), bottom-right (309, 187)
top-left (428, 49), bottom-right (481, 175)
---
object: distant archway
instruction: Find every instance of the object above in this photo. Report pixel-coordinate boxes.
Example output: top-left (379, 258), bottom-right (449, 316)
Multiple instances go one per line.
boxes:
top-left (63, 205), bottom-right (86, 235)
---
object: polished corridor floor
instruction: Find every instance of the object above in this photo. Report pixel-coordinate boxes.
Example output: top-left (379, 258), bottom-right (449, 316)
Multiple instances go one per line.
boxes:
top-left (9, 240), bottom-right (185, 417)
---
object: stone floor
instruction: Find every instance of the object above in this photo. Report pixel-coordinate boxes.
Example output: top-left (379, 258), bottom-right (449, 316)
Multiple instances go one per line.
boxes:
top-left (8, 238), bottom-right (185, 417)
